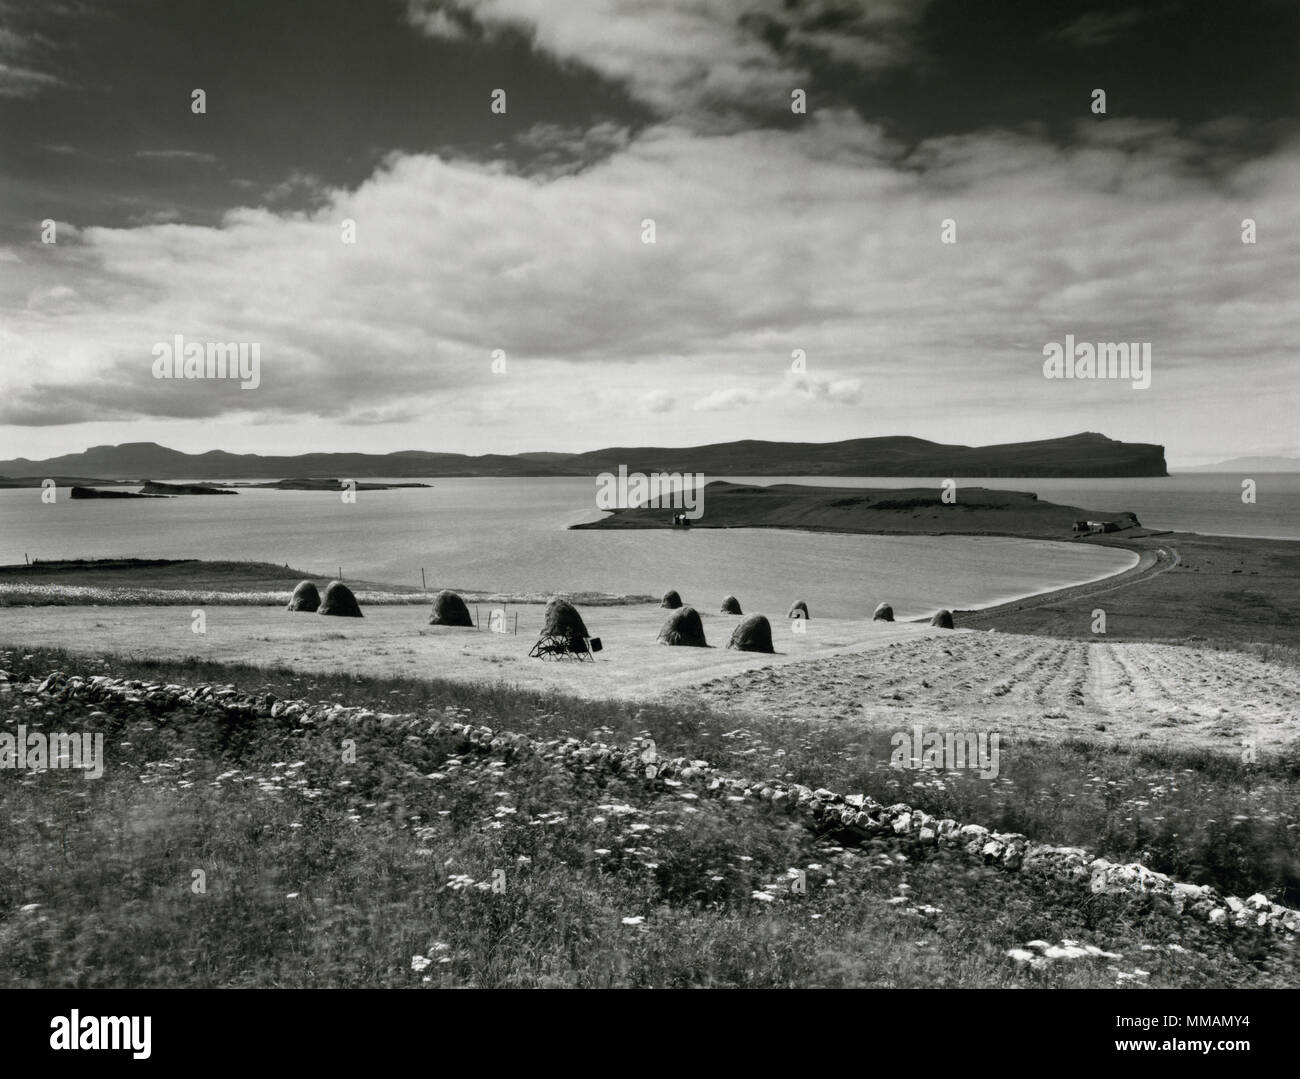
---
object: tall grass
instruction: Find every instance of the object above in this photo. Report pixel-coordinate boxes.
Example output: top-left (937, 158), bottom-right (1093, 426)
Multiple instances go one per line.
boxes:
top-left (1, 646), bottom-right (1296, 987)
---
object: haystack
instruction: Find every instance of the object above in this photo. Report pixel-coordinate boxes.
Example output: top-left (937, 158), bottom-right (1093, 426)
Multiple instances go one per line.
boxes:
top-left (872, 602), bottom-right (894, 622)
top-left (788, 600), bottom-right (809, 620)
top-left (660, 589), bottom-right (683, 610)
top-left (287, 580), bottom-right (320, 612)
top-left (720, 595), bottom-right (743, 615)
top-left (930, 609), bottom-right (954, 629)
top-left (657, 606), bottom-right (707, 647)
top-left (727, 614), bottom-right (774, 654)
top-left (320, 580), bottom-right (363, 618)
top-left (541, 597), bottom-right (589, 646)
top-left (428, 589), bottom-right (473, 627)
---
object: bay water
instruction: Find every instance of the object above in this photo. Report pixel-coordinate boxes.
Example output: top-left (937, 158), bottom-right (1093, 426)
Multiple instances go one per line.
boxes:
top-left (1, 474), bottom-right (1293, 619)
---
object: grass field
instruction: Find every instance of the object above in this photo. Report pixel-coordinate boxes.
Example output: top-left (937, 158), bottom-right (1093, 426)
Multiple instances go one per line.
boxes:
top-left (2, 645), bottom-right (1296, 988)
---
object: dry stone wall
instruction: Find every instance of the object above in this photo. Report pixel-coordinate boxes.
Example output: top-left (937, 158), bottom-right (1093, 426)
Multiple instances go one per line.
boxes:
top-left (10, 667), bottom-right (1298, 936)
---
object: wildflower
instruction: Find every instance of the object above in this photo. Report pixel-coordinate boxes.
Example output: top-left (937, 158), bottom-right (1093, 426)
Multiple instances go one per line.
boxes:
top-left (621, 916), bottom-right (645, 926)
top-left (751, 891), bottom-right (775, 902)
top-left (411, 955), bottom-right (432, 973)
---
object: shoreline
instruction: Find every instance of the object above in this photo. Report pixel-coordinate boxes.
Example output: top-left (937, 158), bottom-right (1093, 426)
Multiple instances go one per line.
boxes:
top-left (2, 525), bottom-right (1295, 648)
top-left (0, 535), bottom-right (1142, 617)
top-left (952, 538), bottom-right (1170, 621)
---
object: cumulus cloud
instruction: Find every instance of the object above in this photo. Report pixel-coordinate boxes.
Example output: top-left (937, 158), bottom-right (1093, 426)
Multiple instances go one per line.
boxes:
top-left (692, 387), bottom-right (756, 412)
top-left (785, 372), bottom-right (862, 405)
top-left (26, 284), bottom-right (81, 312)
top-left (405, 0), bottom-right (934, 122)
top-left (510, 121), bottom-right (633, 176)
top-left (2, 108), bottom-right (1298, 459)
top-left (637, 390), bottom-right (677, 414)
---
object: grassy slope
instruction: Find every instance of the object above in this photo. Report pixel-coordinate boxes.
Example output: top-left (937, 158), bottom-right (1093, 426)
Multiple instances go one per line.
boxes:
top-left (1, 646), bottom-right (1295, 988)
top-left (574, 480), bottom-right (1150, 538)
top-left (972, 533), bottom-right (1300, 648)
top-left (0, 559), bottom-right (418, 595)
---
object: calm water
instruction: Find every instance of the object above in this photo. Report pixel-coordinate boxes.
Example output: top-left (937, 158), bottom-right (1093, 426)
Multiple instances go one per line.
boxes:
top-left (0, 476), bottom-right (1161, 620)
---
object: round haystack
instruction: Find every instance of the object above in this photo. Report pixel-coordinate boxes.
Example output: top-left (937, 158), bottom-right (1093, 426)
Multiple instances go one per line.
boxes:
top-left (320, 580), bottom-right (363, 618)
top-left (542, 597), bottom-right (589, 645)
top-left (428, 589), bottom-right (473, 627)
top-left (660, 589), bottom-right (683, 610)
top-left (728, 614), bottom-right (774, 654)
top-left (720, 595), bottom-right (743, 615)
top-left (872, 602), bottom-right (894, 622)
top-left (287, 580), bottom-right (320, 612)
top-left (788, 600), bottom-right (809, 620)
top-left (657, 606), bottom-right (707, 647)
top-left (930, 609), bottom-right (954, 629)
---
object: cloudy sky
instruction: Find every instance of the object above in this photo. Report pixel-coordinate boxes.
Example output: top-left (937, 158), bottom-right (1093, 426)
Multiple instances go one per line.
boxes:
top-left (1, 0), bottom-right (1297, 466)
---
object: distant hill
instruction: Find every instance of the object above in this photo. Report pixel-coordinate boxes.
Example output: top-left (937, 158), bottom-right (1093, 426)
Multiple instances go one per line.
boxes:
top-left (556, 432), bottom-right (1166, 478)
top-left (1176, 456), bottom-right (1300, 473)
top-left (0, 432), bottom-right (1167, 480)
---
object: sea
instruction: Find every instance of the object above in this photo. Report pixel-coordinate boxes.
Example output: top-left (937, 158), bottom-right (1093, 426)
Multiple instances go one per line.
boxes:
top-left (0, 474), bottom-right (1295, 620)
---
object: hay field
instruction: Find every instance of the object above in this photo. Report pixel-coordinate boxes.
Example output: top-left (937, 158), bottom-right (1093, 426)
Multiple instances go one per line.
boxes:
top-left (3, 597), bottom-right (1297, 756)
top-left (0, 601), bottom-right (938, 701)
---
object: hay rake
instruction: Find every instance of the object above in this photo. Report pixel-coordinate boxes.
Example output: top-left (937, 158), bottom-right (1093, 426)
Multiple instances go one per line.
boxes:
top-left (528, 633), bottom-right (601, 661)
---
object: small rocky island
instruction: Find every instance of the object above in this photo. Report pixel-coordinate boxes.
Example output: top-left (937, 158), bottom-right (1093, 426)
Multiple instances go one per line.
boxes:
top-left (69, 486), bottom-right (164, 499)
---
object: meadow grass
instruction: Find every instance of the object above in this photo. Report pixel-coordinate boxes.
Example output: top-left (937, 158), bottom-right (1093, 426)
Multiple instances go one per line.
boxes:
top-left (1, 645), bottom-right (1296, 987)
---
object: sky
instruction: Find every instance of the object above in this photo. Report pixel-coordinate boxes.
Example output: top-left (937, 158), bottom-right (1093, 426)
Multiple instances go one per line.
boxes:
top-left (1, 0), bottom-right (1298, 467)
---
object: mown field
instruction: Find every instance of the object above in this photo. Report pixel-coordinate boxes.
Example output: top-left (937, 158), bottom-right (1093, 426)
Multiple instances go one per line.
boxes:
top-left (1, 646), bottom-right (1296, 988)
